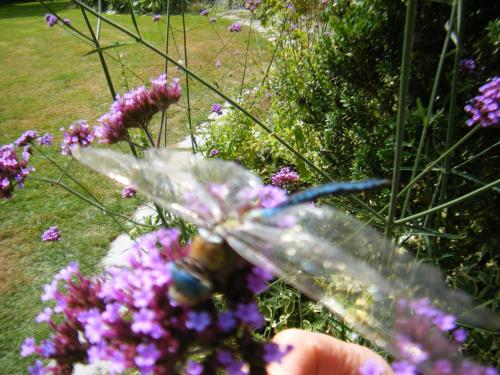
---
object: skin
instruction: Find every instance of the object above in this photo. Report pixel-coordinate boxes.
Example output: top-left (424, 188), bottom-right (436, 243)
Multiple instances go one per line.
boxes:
top-left (267, 329), bottom-right (393, 375)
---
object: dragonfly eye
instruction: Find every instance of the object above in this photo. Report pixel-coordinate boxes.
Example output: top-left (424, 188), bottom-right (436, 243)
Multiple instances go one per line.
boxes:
top-left (198, 227), bottom-right (224, 244)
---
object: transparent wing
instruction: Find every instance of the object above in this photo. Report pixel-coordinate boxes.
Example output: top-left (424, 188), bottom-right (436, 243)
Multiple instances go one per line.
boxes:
top-left (223, 204), bottom-right (500, 351)
top-left (73, 147), bottom-right (263, 228)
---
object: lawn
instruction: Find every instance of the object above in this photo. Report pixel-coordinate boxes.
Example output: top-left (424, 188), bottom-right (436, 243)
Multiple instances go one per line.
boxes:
top-left (0, 2), bottom-right (271, 372)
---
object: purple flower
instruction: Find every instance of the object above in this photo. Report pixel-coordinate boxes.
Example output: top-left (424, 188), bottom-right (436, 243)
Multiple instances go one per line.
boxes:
top-left (60, 120), bottom-right (95, 155)
top-left (41, 226), bottom-right (61, 241)
top-left (54, 261), bottom-right (78, 282)
top-left (263, 343), bottom-right (293, 364)
top-left (152, 14), bottom-right (161, 22)
top-left (79, 309), bottom-right (108, 344)
top-left (247, 266), bottom-right (273, 294)
top-left (218, 311), bottom-right (237, 332)
top-left (460, 58), bottom-right (476, 73)
top-left (271, 166), bottom-right (300, 189)
top-left (149, 74), bottom-right (182, 112)
top-left (15, 130), bottom-right (38, 147)
top-left (135, 343), bottom-right (160, 373)
top-left (433, 314), bottom-right (456, 332)
top-left (187, 360), bottom-right (204, 375)
top-left (186, 311), bottom-right (211, 332)
top-left (235, 302), bottom-right (264, 328)
top-left (121, 186), bottom-right (137, 198)
top-left (211, 103), bottom-right (223, 115)
top-left (392, 361), bottom-right (417, 375)
top-left (453, 328), bottom-right (468, 343)
top-left (41, 279), bottom-right (58, 302)
top-left (209, 148), bottom-right (220, 157)
top-left (210, 17), bottom-right (217, 24)
top-left (44, 13), bottom-right (58, 27)
top-left (359, 359), bottom-right (385, 375)
top-left (215, 59), bottom-right (222, 69)
top-left (35, 307), bottom-right (53, 323)
top-left (245, 0), bottom-right (261, 12)
top-left (465, 76), bottom-right (500, 128)
top-left (200, 9), bottom-right (209, 16)
top-left (229, 22), bottom-right (242, 32)
top-left (132, 309), bottom-right (164, 338)
top-left (38, 133), bottom-right (54, 146)
top-left (40, 339), bottom-right (56, 357)
top-left (63, 18), bottom-right (72, 26)
top-left (28, 360), bottom-right (46, 375)
top-left (0, 144), bottom-right (32, 199)
top-left (20, 337), bottom-right (36, 357)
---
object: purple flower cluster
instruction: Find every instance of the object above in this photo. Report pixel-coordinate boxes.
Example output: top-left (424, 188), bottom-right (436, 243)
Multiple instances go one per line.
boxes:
top-left (41, 226), bottom-right (61, 242)
top-left (465, 76), bottom-right (499, 128)
top-left (121, 186), bottom-right (137, 198)
top-left (15, 130), bottom-right (38, 147)
top-left (152, 14), bottom-right (161, 22)
top-left (212, 103), bottom-right (223, 115)
top-left (229, 22), bottom-right (242, 32)
top-left (209, 148), bottom-right (220, 157)
top-left (38, 133), bottom-right (54, 146)
top-left (0, 144), bottom-right (32, 199)
top-left (44, 13), bottom-right (58, 27)
top-left (459, 58), bottom-right (476, 73)
top-left (95, 74), bottom-right (181, 144)
top-left (271, 166), bottom-right (300, 191)
top-left (245, 0), bottom-right (261, 12)
top-left (200, 9), bottom-right (209, 16)
top-left (390, 298), bottom-right (497, 375)
top-left (23, 228), bottom-right (290, 374)
top-left (60, 120), bottom-right (95, 156)
top-left (210, 16), bottom-right (217, 24)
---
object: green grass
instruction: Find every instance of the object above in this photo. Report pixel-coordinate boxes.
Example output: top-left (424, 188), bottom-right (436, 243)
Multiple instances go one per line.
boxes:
top-left (0, 2), bottom-right (271, 372)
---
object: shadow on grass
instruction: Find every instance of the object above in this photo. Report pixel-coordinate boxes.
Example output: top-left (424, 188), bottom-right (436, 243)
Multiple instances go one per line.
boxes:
top-left (0, 0), bottom-right (73, 20)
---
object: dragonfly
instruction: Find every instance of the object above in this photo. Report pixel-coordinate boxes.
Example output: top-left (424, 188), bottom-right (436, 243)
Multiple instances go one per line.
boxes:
top-left (74, 147), bottom-right (499, 357)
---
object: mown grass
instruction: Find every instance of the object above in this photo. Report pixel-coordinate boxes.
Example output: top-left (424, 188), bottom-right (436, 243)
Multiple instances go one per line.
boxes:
top-left (0, 2), bottom-right (271, 372)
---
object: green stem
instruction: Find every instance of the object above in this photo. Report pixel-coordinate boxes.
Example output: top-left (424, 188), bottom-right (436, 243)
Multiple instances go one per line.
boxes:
top-left (440, 0), bottom-right (464, 202)
top-left (385, 0), bottom-right (418, 237)
top-left (56, 157), bottom-right (74, 184)
top-left (32, 177), bottom-right (152, 228)
top-left (451, 170), bottom-right (500, 193)
top-left (452, 140), bottom-right (500, 169)
top-left (39, 1), bottom-right (92, 43)
top-left (96, 0), bottom-right (102, 40)
top-left (401, 1), bottom-right (456, 218)
top-left (181, 0), bottom-right (196, 153)
top-left (239, 13), bottom-right (254, 97)
top-left (80, 7), bottom-right (116, 99)
top-left (394, 178), bottom-right (500, 224)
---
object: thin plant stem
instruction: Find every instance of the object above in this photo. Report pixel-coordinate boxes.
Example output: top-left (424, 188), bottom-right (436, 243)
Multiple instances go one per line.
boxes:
top-left (239, 13), bottom-right (254, 97)
top-left (39, 1), bottom-right (93, 43)
top-left (385, 0), bottom-right (418, 237)
top-left (401, 1), bottom-right (457, 218)
top-left (96, 0), bottom-right (102, 40)
top-left (394, 178), bottom-right (500, 224)
top-left (452, 140), bottom-right (500, 169)
top-left (80, 7), bottom-right (116, 99)
top-left (56, 157), bottom-right (74, 184)
top-left (440, 0), bottom-right (464, 201)
top-left (451, 170), bottom-right (500, 193)
top-left (181, 0), bottom-right (196, 153)
top-left (31, 177), bottom-right (153, 228)
top-left (63, 0), bottom-right (385, 221)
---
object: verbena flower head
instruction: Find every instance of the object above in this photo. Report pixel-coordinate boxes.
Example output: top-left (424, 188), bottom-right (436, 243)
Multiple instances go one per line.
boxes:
top-left (211, 103), bottom-right (223, 115)
top-left (271, 166), bottom-right (300, 190)
top-left (44, 13), bottom-right (58, 27)
top-left (63, 18), bottom-right (71, 26)
top-left (215, 59), bottom-right (222, 69)
top-left (200, 9), bottom-right (209, 16)
top-left (245, 0), bottom-right (261, 12)
top-left (390, 298), bottom-right (496, 375)
top-left (152, 14), bottom-right (161, 22)
top-left (0, 143), bottom-right (32, 199)
top-left (114, 86), bottom-right (157, 128)
top-left (149, 74), bottom-right (182, 113)
top-left (209, 148), bottom-right (219, 157)
top-left (61, 120), bottom-right (95, 156)
top-left (229, 22), bottom-right (242, 32)
top-left (465, 76), bottom-right (499, 128)
top-left (459, 58), bottom-right (476, 73)
top-left (41, 226), bottom-right (61, 242)
top-left (121, 186), bottom-right (136, 198)
top-left (210, 16), bottom-right (217, 24)
top-left (23, 228), bottom-right (291, 373)
top-left (38, 133), bottom-right (54, 146)
top-left (15, 130), bottom-right (38, 147)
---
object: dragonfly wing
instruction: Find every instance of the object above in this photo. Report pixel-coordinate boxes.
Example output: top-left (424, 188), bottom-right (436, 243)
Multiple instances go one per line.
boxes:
top-left (223, 204), bottom-right (499, 350)
top-left (73, 147), bottom-right (262, 228)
